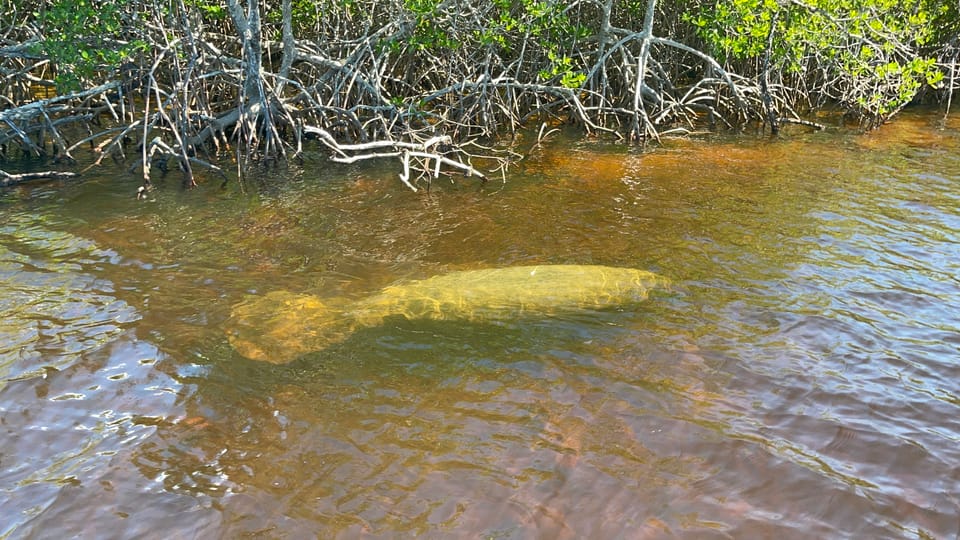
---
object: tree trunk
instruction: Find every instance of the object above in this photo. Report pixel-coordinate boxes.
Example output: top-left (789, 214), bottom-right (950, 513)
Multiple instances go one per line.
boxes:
top-left (227, 0), bottom-right (264, 107)
top-left (761, 9), bottom-right (781, 136)
top-left (278, 0), bottom-right (295, 95)
top-left (227, 0), bottom-right (282, 160)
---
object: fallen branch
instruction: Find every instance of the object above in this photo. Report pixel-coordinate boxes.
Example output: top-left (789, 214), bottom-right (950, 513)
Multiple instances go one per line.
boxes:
top-left (304, 125), bottom-right (487, 191)
top-left (778, 117), bottom-right (825, 130)
top-left (0, 168), bottom-right (80, 186)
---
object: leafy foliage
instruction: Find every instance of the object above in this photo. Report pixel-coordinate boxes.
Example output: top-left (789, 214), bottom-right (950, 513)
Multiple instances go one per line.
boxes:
top-left (390, 0), bottom-right (589, 87)
top-left (404, 0), bottom-right (458, 51)
top-left (33, 0), bottom-right (148, 92)
top-left (685, 0), bottom-right (947, 119)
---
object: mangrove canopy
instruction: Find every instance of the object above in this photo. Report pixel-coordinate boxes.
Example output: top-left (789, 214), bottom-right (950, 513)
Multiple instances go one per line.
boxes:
top-left (1, 0), bottom-right (957, 189)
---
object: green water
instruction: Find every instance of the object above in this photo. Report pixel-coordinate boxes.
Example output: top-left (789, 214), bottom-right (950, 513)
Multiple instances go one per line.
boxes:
top-left (1, 112), bottom-right (959, 538)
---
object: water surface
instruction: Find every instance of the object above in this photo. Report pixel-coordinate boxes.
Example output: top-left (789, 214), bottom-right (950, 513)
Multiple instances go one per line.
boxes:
top-left (1, 112), bottom-right (958, 538)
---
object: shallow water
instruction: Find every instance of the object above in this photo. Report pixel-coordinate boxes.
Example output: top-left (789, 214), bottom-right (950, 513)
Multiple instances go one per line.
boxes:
top-left (1, 112), bottom-right (958, 538)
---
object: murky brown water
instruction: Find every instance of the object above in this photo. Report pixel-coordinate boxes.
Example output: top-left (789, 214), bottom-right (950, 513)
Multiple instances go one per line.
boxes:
top-left (2, 111), bottom-right (959, 539)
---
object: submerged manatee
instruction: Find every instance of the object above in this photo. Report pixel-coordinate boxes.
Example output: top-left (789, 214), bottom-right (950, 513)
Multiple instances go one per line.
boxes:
top-left (227, 265), bottom-right (667, 363)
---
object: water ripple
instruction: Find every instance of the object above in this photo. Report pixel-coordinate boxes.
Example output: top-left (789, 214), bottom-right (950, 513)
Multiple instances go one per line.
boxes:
top-left (0, 213), bottom-right (141, 383)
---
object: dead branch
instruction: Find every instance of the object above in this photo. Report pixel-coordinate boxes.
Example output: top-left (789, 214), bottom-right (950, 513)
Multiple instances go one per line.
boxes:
top-left (304, 126), bottom-right (487, 191)
top-left (0, 168), bottom-right (79, 186)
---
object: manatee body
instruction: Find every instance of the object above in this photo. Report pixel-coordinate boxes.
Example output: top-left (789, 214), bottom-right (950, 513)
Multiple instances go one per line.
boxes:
top-left (227, 265), bottom-right (666, 364)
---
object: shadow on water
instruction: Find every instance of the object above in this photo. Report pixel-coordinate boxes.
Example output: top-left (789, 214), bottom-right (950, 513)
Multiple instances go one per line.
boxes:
top-left (1, 110), bottom-right (960, 538)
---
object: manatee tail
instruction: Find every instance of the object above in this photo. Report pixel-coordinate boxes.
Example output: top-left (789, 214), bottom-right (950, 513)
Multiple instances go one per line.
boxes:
top-left (227, 291), bottom-right (354, 363)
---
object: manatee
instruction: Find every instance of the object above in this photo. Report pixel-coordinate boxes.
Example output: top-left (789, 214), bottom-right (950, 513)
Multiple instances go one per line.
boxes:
top-left (227, 265), bottom-right (667, 363)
